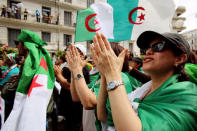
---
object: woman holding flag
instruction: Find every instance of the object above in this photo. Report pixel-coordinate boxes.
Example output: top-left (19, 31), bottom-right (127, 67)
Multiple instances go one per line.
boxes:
top-left (92, 32), bottom-right (197, 131)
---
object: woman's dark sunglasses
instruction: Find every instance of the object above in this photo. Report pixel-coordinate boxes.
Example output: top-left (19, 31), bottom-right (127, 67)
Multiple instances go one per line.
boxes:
top-left (146, 41), bottom-right (167, 52)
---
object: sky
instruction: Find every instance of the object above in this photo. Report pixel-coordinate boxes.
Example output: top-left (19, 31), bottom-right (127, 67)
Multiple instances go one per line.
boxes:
top-left (177, 0), bottom-right (197, 32)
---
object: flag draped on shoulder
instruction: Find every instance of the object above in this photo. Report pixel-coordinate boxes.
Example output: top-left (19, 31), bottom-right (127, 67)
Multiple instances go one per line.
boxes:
top-left (2, 30), bottom-right (55, 131)
top-left (75, 2), bottom-right (114, 42)
top-left (137, 75), bottom-right (197, 130)
top-left (107, 0), bottom-right (180, 41)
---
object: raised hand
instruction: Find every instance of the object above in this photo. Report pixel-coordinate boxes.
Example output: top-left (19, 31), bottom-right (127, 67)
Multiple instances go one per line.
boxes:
top-left (66, 45), bottom-right (89, 74)
top-left (90, 33), bottom-right (128, 79)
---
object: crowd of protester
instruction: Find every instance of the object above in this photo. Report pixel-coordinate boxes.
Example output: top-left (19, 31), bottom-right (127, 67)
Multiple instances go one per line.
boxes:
top-left (0, 30), bottom-right (196, 131)
top-left (0, 4), bottom-right (59, 24)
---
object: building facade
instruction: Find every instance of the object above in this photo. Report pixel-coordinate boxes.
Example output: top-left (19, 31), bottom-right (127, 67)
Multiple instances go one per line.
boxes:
top-left (171, 6), bottom-right (186, 33)
top-left (0, 0), bottom-right (104, 54)
top-left (182, 29), bottom-right (197, 50)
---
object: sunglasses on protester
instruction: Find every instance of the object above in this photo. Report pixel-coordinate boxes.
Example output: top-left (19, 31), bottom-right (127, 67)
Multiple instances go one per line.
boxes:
top-left (145, 41), bottom-right (167, 52)
top-left (146, 41), bottom-right (185, 55)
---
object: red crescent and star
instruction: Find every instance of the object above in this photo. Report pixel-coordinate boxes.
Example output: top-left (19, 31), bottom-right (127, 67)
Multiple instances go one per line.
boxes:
top-left (129, 7), bottom-right (145, 25)
top-left (85, 13), bottom-right (101, 32)
top-left (28, 57), bottom-right (48, 97)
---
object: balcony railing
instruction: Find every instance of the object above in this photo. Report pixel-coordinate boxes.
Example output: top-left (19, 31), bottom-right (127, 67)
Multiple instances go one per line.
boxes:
top-left (25, 0), bottom-right (84, 10)
top-left (64, 0), bottom-right (72, 3)
top-left (0, 16), bottom-right (75, 33)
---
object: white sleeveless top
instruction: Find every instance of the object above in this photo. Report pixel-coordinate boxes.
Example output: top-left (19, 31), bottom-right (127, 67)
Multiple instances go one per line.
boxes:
top-left (102, 81), bottom-right (152, 131)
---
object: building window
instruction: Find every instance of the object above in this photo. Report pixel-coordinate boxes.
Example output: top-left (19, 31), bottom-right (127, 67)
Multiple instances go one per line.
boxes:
top-left (87, 0), bottom-right (94, 7)
top-left (8, 0), bottom-right (22, 19)
top-left (64, 11), bottom-right (72, 26)
top-left (64, 0), bottom-right (72, 3)
top-left (42, 6), bottom-right (51, 24)
top-left (42, 32), bottom-right (51, 42)
top-left (8, 28), bottom-right (21, 47)
top-left (64, 34), bottom-right (72, 45)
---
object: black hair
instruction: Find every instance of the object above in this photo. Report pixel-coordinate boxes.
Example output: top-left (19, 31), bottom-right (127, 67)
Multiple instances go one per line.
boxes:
top-left (187, 50), bottom-right (197, 64)
top-left (173, 47), bottom-right (189, 82)
top-left (132, 57), bottom-right (143, 67)
top-left (110, 42), bottom-right (129, 72)
top-left (15, 54), bottom-right (23, 65)
top-left (60, 55), bottom-right (66, 63)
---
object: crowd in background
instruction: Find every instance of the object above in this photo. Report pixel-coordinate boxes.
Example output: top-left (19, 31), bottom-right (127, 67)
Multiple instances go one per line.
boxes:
top-left (1, 4), bottom-right (59, 24)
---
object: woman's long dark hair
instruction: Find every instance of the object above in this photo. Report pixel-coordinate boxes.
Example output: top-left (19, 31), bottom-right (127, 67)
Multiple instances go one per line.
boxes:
top-left (187, 50), bottom-right (197, 64)
top-left (172, 46), bottom-right (189, 82)
top-left (110, 42), bottom-right (129, 72)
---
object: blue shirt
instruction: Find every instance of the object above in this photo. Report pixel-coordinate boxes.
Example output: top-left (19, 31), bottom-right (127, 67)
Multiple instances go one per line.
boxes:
top-left (0, 66), bottom-right (19, 86)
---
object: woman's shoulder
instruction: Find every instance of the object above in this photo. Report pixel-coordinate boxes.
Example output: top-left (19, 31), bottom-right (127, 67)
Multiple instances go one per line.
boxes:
top-left (170, 80), bottom-right (197, 90)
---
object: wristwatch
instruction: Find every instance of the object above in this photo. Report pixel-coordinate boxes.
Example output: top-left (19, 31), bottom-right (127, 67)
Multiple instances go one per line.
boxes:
top-left (74, 74), bottom-right (84, 80)
top-left (107, 81), bottom-right (124, 91)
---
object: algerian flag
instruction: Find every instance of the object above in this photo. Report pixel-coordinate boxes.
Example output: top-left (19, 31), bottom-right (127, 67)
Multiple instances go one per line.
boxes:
top-left (107, 0), bottom-right (180, 41)
top-left (2, 30), bottom-right (55, 131)
top-left (75, 2), bottom-right (114, 42)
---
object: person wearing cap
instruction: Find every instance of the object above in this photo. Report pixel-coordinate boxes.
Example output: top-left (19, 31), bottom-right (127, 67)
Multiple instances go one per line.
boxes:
top-left (92, 32), bottom-right (197, 131)
top-left (74, 44), bottom-right (94, 72)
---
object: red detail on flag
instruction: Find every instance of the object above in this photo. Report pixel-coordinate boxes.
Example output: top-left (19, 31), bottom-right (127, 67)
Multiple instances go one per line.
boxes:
top-left (28, 75), bottom-right (43, 97)
top-left (94, 19), bottom-right (99, 25)
top-left (138, 13), bottom-right (145, 21)
top-left (40, 57), bottom-right (47, 71)
top-left (129, 7), bottom-right (145, 25)
top-left (85, 13), bottom-right (101, 32)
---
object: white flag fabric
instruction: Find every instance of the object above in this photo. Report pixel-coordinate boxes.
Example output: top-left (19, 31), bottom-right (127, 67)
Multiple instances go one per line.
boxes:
top-left (107, 0), bottom-right (180, 41)
top-left (1, 30), bottom-right (55, 131)
top-left (75, 2), bottom-right (114, 42)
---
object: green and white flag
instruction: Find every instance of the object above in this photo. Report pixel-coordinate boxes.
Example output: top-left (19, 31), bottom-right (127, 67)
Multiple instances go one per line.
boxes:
top-left (2, 30), bottom-right (55, 131)
top-left (107, 0), bottom-right (180, 41)
top-left (75, 2), bottom-right (114, 42)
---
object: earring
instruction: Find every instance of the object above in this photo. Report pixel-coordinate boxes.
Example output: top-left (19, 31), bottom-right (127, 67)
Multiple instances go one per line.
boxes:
top-left (175, 64), bottom-right (178, 67)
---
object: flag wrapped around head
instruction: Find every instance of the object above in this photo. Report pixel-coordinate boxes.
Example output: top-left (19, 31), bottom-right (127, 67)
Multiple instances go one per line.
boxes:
top-left (2, 30), bottom-right (55, 131)
top-left (16, 30), bottom-right (54, 93)
top-left (75, 2), bottom-right (114, 42)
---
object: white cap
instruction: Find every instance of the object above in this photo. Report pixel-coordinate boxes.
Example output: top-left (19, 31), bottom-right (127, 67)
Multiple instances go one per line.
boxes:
top-left (74, 44), bottom-right (87, 56)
